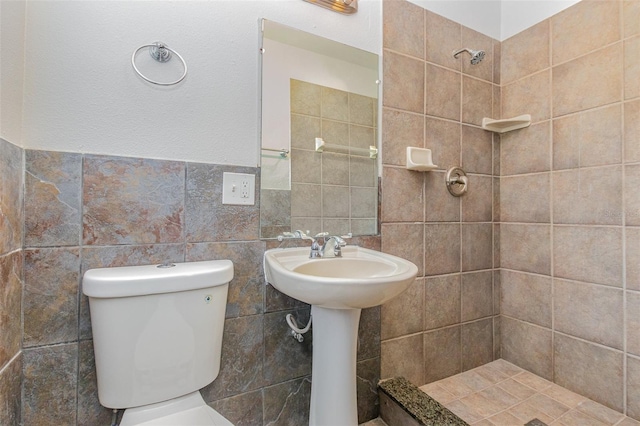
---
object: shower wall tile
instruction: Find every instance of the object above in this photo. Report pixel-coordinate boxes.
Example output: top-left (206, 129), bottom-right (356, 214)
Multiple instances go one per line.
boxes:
top-left (462, 76), bottom-right (493, 126)
top-left (77, 340), bottom-right (112, 426)
top-left (461, 125), bottom-right (493, 175)
top-left (552, 43), bottom-right (622, 117)
top-left (626, 36), bottom-right (640, 100)
top-left (627, 292), bottom-right (640, 357)
top-left (291, 149), bottom-right (321, 184)
top-left (0, 139), bottom-right (23, 254)
top-left (501, 20), bottom-right (550, 85)
top-left (424, 274), bottom-right (461, 330)
top-left (290, 183), bottom-right (321, 218)
top-left (461, 27), bottom-right (495, 83)
top-left (381, 166), bottom-right (423, 222)
top-left (383, 0), bottom-right (424, 59)
top-left (625, 0), bottom-right (640, 38)
top-left (425, 117), bottom-right (460, 170)
top-left (25, 150), bottom-right (82, 247)
top-left (383, 50), bottom-right (424, 113)
top-left (500, 173), bottom-right (550, 223)
top-left (322, 87), bottom-right (349, 121)
top-left (262, 377), bottom-right (311, 426)
top-left (358, 306), bottom-right (381, 361)
top-left (425, 64), bottom-right (461, 120)
top-left (424, 223), bottom-right (460, 276)
top-left (500, 224), bottom-right (551, 275)
top-left (461, 223), bottom-right (493, 272)
top-left (425, 170), bottom-right (460, 222)
top-left (0, 251), bottom-right (22, 369)
top-left (425, 10), bottom-right (461, 71)
top-left (501, 317), bottom-right (552, 381)
top-left (551, 0), bottom-right (620, 65)
top-left (381, 278), bottom-right (423, 340)
top-left (322, 186), bottom-right (349, 218)
top-left (627, 228), bottom-right (640, 291)
top-left (628, 356), bottom-right (640, 420)
top-left (322, 119), bottom-right (349, 147)
top-left (350, 93), bottom-right (376, 127)
top-left (502, 70), bottom-right (550, 123)
top-left (462, 318), bottom-right (494, 371)
top-left (83, 155), bottom-right (184, 245)
top-left (461, 175), bottom-right (492, 222)
top-left (382, 223), bottom-right (424, 276)
top-left (350, 156), bottom-right (376, 188)
top-left (554, 333), bottom-right (624, 412)
top-left (0, 354), bottom-right (21, 426)
top-left (626, 100), bottom-right (640, 163)
top-left (423, 326), bottom-right (461, 384)
top-left (290, 115), bottom-right (321, 149)
top-left (382, 108), bottom-right (424, 166)
top-left (627, 165), bottom-right (640, 226)
top-left (500, 122), bottom-right (551, 175)
top-left (461, 271), bottom-right (493, 322)
top-left (493, 41), bottom-right (501, 86)
top-left (290, 80), bottom-right (321, 116)
top-left (208, 389), bottom-right (263, 426)
top-left (500, 270), bottom-right (552, 328)
top-left (357, 357), bottom-right (381, 423)
top-left (381, 333), bottom-right (424, 385)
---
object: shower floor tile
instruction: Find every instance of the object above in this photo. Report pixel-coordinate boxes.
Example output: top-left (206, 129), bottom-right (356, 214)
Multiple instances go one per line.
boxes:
top-left (420, 360), bottom-right (640, 426)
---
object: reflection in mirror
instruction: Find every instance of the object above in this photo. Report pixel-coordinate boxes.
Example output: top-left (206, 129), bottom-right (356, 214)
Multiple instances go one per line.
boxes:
top-left (259, 19), bottom-right (380, 239)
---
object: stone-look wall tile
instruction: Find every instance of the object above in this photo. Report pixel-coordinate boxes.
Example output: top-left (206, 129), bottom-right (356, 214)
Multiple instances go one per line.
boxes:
top-left (201, 315), bottom-right (264, 401)
top-left (462, 126), bottom-right (493, 175)
top-left (358, 306), bottom-right (381, 361)
top-left (493, 271), bottom-right (501, 316)
top-left (208, 390), bottom-right (263, 426)
top-left (290, 183), bottom-right (321, 219)
top-left (350, 93), bottom-right (376, 127)
top-left (462, 175), bottom-right (492, 222)
top-left (0, 139), bottom-right (23, 254)
top-left (554, 333), bottom-right (624, 412)
top-left (500, 224), bottom-right (551, 275)
top-left (501, 122), bottom-right (551, 175)
top-left (553, 226), bottom-right (623, 287)
top-left (186, 241), bottom-right (266, 318)
top-left (382, 166), bottom-right (423, 222)
top-left (461, 27), bottom-right (494, 83)
top-left (461, 223), bottom-right (492, 272)
top-left (462, 77), bottom-right (493, 126)
top-left (424, 224), bottom-right (460, 276)
top-left (627, 228), bottom-right (640, 291)
top-left (501, 270), bottom-right (551, 328)
top-left (501, 20), bottom-right (549, 85)
top-left (424, 326), bottom-right (461, 384)
top-left (501, 317), bottom-right (552, 380)
top-left (382, 108), bottom-right (423, 167)
top-left (626, 100), bottom-right (640, 163)
top-left (263, 309), bottom-right (312, 386)
top-left (382, 223), bottom-right (424, 276)
top-left (551, 0), bottom-right (620, 65)
top-left (322, 153), bottom-right (350, 186)
top-left (628, 292), bottom-right (640, 357)
top-left (553, 105), bottom-right (622, 170)
top-left (493, 317), bottom-right (501, 360)
top-left (381, 278), bottom-right (423, 340)
top-left (424, 274), bottom-right (461, 331)
top-left (0, 353), bottom-right (21, 425)
top-left (553, 166), bottom-right (623, 225)
top-left (553, 44), bottom-right (623, 118)
top-left (265, 284), bottom-right (307, 314)
top-left (383, 0), bottom-right (424, 59)
top-left (350, 155), bottom-right (377, 188)
top-left (626, 37), bottom-right (640, 101)
top-left (291, 115), bottom-right (321, 150)
top-left (503, 70), bottom-right (550, 123)
top-left (627, 165), bottom-right (640, 226)
top-left (23, 344), bottom-right (78, 426)
top-left (23, 248), bottom-right (80, 347)
top-left (357, 357), bottom-right (381, 423)
top-left (322, 120), bottom-right (349, 149)
top-left (425, 117), bottom-right (461, 170)
top-left (625, 0), bottom-right (640, 38)
top-left (83, 155), bottom-right (184, 245)
top-left (0, 251), bottom-right (21, 369)
top-left (185, 163), bottom-right (259, 242)
top-left (77, 340), bottom-right (112, 426)
top-left (461, 271), bottom-right (493, 322)
top-left (554, 279), bottom-right (623, 349)
top-left (493, 177), bottom-right (500, 222)
top-left (425, 64), bottom-right (461, 121)
top-left (501, 173), bottom-right (550, 223)
top-left (263, 377), bottom-right (311, 426)
top-left (79, 244), bottom-right (185, 339)
top-left (321, 87), bottom-right (349, 122)
top-left (383, 50), bottom-right (424, 114)
top-left (462, 318), bottom-right (494, 371)
top-left (25, 150), bottom-right (82, 247)
top-left (381, 334), bottom-right (424, 385)
top-left (291, 80), bottom-right (321, 116)
top-left (425, 10), bottom-right (461, 71)
top-left (493, 41), bottom-right (501, 86)
top-left (291, 149), bottom-right (321, 185)
top-left (425, 171), bottom-right (460, 222)
top-left (628, 356), bottom-right (640, 420)
top-left (351, 187), bottom-right (377, 219)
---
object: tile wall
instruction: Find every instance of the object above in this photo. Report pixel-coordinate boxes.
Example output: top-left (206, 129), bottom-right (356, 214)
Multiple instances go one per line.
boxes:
top-left (5, 147), bottom-right (381, 425)
top-left (379, 0), bottom-right (501, 387)
top-left (499, 0), bottom-right (640, 419)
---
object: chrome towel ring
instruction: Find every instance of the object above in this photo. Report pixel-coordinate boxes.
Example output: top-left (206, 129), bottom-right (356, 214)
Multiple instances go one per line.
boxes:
top-left (131, 42), bottom-right (187, 86)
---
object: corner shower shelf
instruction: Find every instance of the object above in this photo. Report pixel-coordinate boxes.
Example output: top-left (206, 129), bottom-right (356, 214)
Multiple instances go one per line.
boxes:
top-left (481, 114), bottom-right (531, 134)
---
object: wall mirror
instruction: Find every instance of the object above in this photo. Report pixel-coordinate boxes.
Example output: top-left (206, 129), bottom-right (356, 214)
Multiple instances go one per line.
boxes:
top-left (259, 19), bottom-right (380, 239)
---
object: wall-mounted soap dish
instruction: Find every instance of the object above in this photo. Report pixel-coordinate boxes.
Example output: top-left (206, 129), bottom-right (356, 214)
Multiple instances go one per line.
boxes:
top-left (406, 147), bottom-right (438, 171)
top-left (482, 114), bottom-right (531, 133)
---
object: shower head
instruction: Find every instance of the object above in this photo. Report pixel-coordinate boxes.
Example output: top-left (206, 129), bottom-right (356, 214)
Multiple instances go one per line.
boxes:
top-left (453, 48), bottom-right (486, 65)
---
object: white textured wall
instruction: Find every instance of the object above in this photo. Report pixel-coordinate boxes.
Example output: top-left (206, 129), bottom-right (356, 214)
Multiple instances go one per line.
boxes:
top-left (21, 0), bottom-right (382, 166)
top-left (1, 0), bottom-right (26, 146)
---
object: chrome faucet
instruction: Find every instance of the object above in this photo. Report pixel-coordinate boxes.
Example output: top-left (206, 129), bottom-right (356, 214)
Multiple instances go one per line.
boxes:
top-left (320, 236), bottom-right (347, 258)
top-left (278, 231), bottom-right (350, 258)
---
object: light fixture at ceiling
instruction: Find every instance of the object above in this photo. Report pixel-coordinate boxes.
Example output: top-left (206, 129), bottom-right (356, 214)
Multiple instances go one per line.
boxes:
top-left (302, 0), bottom-right (358, 15)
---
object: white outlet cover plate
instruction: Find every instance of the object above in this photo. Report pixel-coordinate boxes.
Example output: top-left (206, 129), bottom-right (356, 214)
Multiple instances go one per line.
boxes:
top-left (222, 172), bottom-right (255, 205)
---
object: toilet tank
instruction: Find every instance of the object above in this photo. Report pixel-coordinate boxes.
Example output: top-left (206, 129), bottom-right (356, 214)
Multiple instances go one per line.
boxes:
top-left (83, 260), bottom-right (233, 409)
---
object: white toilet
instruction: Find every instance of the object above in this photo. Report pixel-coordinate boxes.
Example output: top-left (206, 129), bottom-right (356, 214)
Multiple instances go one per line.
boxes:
top-left (83, 260), bottom-right (235, 426)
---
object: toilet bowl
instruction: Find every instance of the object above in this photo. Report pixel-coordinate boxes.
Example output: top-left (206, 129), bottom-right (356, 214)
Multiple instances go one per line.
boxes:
top-left (83, 260), bottom-right (235, 426)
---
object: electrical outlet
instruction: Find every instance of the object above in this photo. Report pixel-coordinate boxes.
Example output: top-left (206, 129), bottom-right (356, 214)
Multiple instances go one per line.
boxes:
top-left (222, 172), bottom-right (255, 205)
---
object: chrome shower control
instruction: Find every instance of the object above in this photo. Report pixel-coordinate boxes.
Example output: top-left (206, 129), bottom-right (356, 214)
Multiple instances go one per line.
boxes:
top-left (445, 167), bottom-right (468, 197)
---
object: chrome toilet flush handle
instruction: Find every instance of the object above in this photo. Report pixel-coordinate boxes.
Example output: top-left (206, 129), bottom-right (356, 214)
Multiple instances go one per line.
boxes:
top-left (445, 166), bottom-right (469, 197)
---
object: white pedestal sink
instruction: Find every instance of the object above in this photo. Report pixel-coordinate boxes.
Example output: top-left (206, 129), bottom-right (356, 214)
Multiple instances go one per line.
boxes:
top-left (263, 246), bottom-right (418, 426)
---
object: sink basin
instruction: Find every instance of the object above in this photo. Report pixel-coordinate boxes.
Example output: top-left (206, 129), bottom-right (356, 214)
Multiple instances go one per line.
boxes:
top-left (263, 246), bottom-right (418, 309)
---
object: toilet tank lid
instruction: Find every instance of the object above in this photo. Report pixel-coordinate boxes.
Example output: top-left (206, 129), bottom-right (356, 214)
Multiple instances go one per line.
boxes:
top-left (82, 260), bottom-right (234, 298)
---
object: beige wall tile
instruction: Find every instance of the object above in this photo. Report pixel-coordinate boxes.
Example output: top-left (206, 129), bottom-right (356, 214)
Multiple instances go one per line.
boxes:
top-left (321, 87), bottom-right (349, 122)
top-left (626, 36), bottom-right (640, 100)
top-left (462, 175), bottom-right (492, 222)
top-left (553, 104), bottom-right (623, 169)
top-left (350, 124), bottom-right (376, 150)
top-left (383, 0), bottom-right (425, 59)
top-left (461, 125), bottom-right (493, 175)
top-left (461, 271), bottom-right (493, 322)
top-left (351, 187), bottom-right (377, 219)
top-left (627, 165), bottom-right (640, 226)
top-left (290, 115), bottom-right (320, 150)
top-left (625, 100), bottom-right (640, 163)
top-left (503, 70), bottom-right (550, 123)
top-left (350, 157), bottom-right (376, 188)
top-left (502, 20), bottom-right (550, 85)
top-left (553, 166), bottom-right (623, 225)
top-left (322, 186), bottom-right (349, 218)
top-left (291, 149), bottom-right (321, 184)
top-left (381, 166), bottom-right (424, 222)
top-left (493, 41), bottom-right (501, 86)
top-left (551, 0), bottom-right (620, 65)
top-left (554, 333), bottom-right (624, 412)
top-left (321, 153), bottom-right (349, 186)
top-left (501, 224), bottom-right (551, 275)
top-left (381, 278), bottom-right (424, 340)
top-left (291, 183), bottom-right (321, 217)
top-left (381, 223), bottom-right (424, 276)
top-left (500, 122), bottom-right (551, 175)
top-left (501, 173), bottom-right (550, 223)
top-left (382, 108), bottom-right (424, 166)
top-left (425, 223), bottom-right (460, 275)
top-left (501, 270), bottom-right (552, 328)
top-left (425, 10), bottom-right (461, 71)
top-left (425, 117), bottom-right (460, 169)
top-left (554, 279), bottom-right (623, 349)
top-left (424, 274), bottom-right (461, 330)
top-left (553, 226), bottom-right (623, 287)
top-left (462, 318), bottom-right (494, 371)
top-left (628, 355), bottom-right (640, 420)
top-left (625, 1), bottom-right (640, 38)
top-left (462, 76), bottom-right (493, 126)
top-left (425, 64), bottom-right (461, 121)
top-left (493, 178), bottom-right (500, 222)
top-left (349, 93), bottom-right (376, 127)
top-left (461, 223), bottom-right (493, 272)
top-left (553, 44), bottom-right (623, 117)
top-left (628, 291), bottom-right (640, 357)
top-left (425, 170), bottom-right (460, 222)
top-left (291, 80), bottom-right (321, 116)
top-left (627, 228), bottom-right (640, 291)
top-left (383, 50), bottom-right (425, 113)
top-left (424, 326), bottom-right (461, 384)
top-left (381, 334), bottom-right (424, 385)
top-left (321, 119), bottom-right (349, 147)
top-left (461, 27), bottom-right (494, 83)
top-left (501, 317), bottom-right (553, 380)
